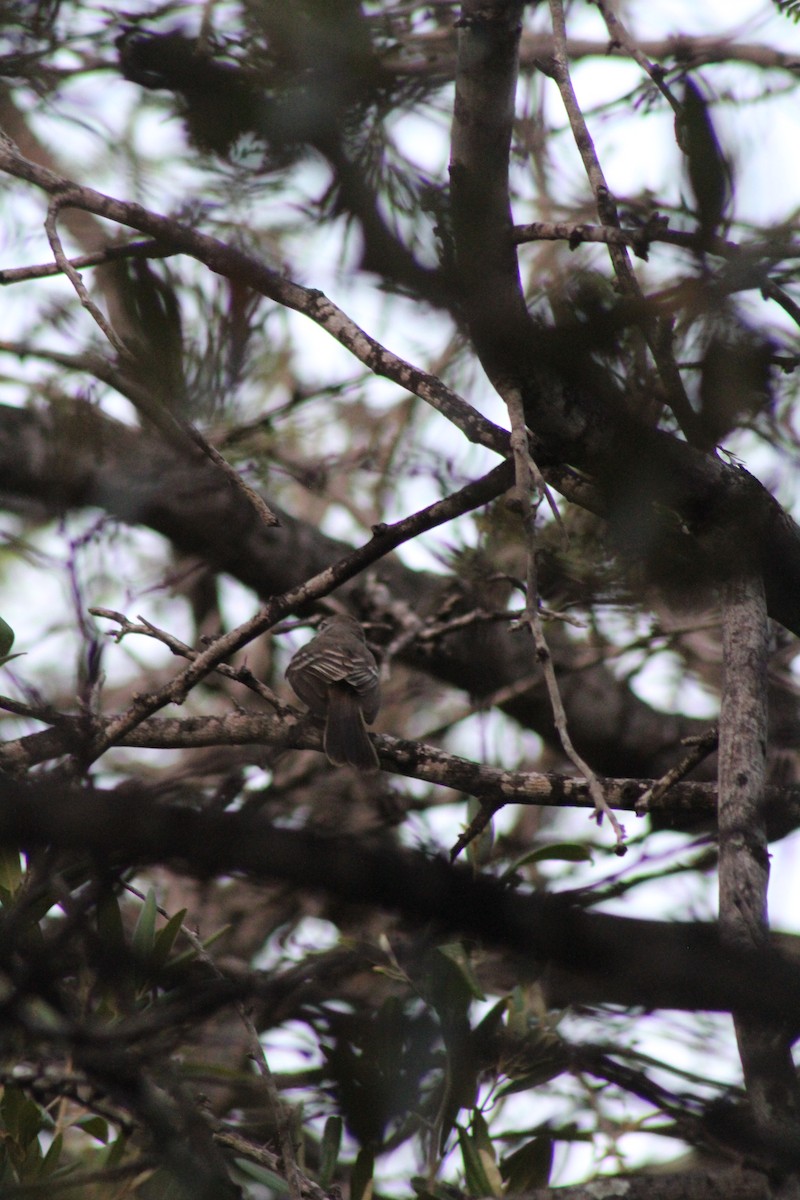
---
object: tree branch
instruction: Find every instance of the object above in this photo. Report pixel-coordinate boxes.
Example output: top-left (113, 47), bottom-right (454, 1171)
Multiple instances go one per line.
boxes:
top-left (719, 574), bottom-right (800, 1173)
top-left (447, 0), bottom-right (800, 639)
top-left (0, 134), bottom-right (503, 456)
top-left (0, 401), bottom-right (711, 780)
top-left (0, 704), bottom-right (753, 826)
top-left (80, 461), bottom-right (515, 763)
top-left (5, 778), bottom-right (800, 1025)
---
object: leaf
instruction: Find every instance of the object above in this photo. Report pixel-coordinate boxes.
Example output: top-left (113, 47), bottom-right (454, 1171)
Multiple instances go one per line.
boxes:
top-left (150, 907), bottom-right (188, 972)
top-left (495, 1064), bottom-right (564, 1100)
top-left (0, 848), bottom-right (22, 902)
top-left (774, 0), bottom-right (800, 22)
top-left (167, 922), bottom-right (230, 969)
top-left (512, 842), bottom-right (594, 868)
top-left (472, 996), bottom-right (508, 1043)
top-left (96, 891), bottom-right (126, 952)
top-left (76, 1116), bottom-right (109, 1144)
top-left (457, 1122), bottom-right (501, 1198)
top-left (501, 1136), bottom-right (553, 1193)
top-left (103, 1131), bottom-right (129, 1167)
top-left (350, 1147), bottom-right (374, 1200)
top-left (235, 1157), bottom-right (287, 1188)
top-left (319, 1115), bottom-right (342, 1188)
top-left (0, 616), bottom-right (14, 657)
top-left (38, 1133), bottom-right (65, 1178)
top-left (437, 942), bottom-right (485, 1002)
top-left (131, 887), bottom-right (158, 961)
top-left (2, 1085), bottom-right (44, 1146)
top-left (471, 1111), bottom-right (498, 1168)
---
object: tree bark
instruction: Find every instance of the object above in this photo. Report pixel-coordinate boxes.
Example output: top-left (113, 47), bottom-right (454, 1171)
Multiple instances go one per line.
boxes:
top-left (719, 575), bottom-right (800, 1181)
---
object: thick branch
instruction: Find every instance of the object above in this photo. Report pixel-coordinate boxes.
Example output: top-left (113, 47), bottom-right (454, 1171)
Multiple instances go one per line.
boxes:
top-left (6, 778), bottom-right (800, 1025)
top-left (10, 706), bottom-right (800, 832)
top-left (398, 29), bottom-right (800, 80)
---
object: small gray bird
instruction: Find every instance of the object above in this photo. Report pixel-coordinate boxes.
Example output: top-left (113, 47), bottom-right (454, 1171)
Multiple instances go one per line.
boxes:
top-left (286, 614), bottom-right (381, 772)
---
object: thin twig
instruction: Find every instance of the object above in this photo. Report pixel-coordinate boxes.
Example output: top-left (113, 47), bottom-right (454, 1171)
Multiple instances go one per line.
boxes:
top-left (44, 194), bottom-right (131, 359)
top-left (595, 2), bottom-right (682, 118)
top-left (521, 539), bottom-right (627, 852)
top-left (635, 725), bottom-right (719, 815)
top-left (546, 0), bottom-right (702, 443)
top-left (89, 608), bottom-right (290, 712)
top-left (500, 388), bottom-right (626, 852)
top-left (212, 1129), bottom-right (329, 1200)
top-left (183, 425), bottom-right (280, 529)
top-left (0, 238), bottom-right (177, 285)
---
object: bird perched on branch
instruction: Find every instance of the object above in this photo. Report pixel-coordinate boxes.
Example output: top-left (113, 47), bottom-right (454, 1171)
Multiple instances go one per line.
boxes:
top-left (286, 614), bottom-right (381, 772)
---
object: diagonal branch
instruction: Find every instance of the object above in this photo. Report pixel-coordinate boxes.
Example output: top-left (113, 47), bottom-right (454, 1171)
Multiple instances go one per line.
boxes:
top-left (0, 135), bottom-right (504, 456)
top-left (81, 461), bottom-right (514, 764)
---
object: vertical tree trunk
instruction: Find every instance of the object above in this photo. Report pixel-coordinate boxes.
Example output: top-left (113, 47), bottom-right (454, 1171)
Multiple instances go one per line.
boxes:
top-left (719, 573), bottom-right (800, 1187)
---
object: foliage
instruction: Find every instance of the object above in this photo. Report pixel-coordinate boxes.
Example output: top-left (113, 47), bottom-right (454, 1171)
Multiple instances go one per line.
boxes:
top-left (773, 1), bottom-right (800, 22)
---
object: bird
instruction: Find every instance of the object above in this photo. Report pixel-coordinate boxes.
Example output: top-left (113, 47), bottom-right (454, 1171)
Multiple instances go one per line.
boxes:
top-left (285, 614), bottom-right (381, 772)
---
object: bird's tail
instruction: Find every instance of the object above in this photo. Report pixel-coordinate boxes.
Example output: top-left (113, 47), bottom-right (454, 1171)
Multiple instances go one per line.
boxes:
top-left (325, 683), bottom-right (379, 773)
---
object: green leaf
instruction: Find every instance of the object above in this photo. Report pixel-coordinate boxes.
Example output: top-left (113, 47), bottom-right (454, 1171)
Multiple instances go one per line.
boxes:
top-left (0, 848), bottom-right (22, 901)
top-left (457, 1123), bottom-right (500, 1198)
top-left (150, 907), bottom-right (188, 971)
top-left (76, 1116), bottom-right (109, 1144)
top-left (501, 1136), bottom-right (553, 1193)
top-left (1, 1085), bottom-right (44, 1147)
top-left (350, 1147), bottom-right (374, 1200)
top-left (506, 843), bottom-right (594, 874)
top-left (319, 1115), bottom-right (342, 1188)
top-left (471, 1111), bottom-right (496, 1161)
top-left (235, 1157), bottom-right (287, 1189)
top-left (167, 922), bottom-right (230, 969)
top-left (131, 887), bottom-right (158, 961)
top-left (437, 943), bottom-right (485, 1002)
top-left (495, 1032), bottom-right (569, 1097)
top-left (103, 1131), bottom-right (129, 1167)
top-left (472, 996), bottom-right (509, 1043)
top-left (39, 1133), bottom-right (65, 1178)
top-left (97, 891), bottom-right (126, 952)
top-left (0, 616), bottom-right (14, 658)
